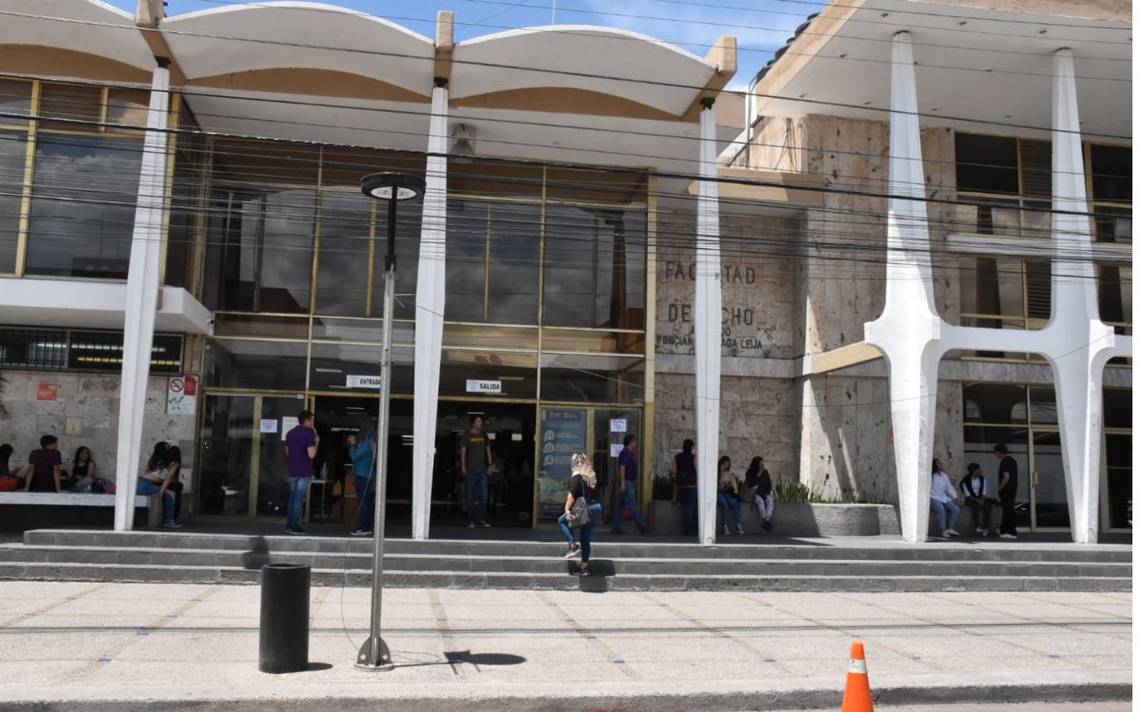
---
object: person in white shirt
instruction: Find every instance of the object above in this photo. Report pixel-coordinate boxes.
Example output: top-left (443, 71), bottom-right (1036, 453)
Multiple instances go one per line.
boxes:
top-left (958, 462), bottom-right (997, 537)
top-left (930, 458), bottom-right (961, 538)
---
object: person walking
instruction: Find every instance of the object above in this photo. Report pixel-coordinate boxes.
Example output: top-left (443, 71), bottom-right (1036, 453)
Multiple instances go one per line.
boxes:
top-left (994, 444), bottom-right (1019, 539)
top-left (930, 458), bottom-right (961, 538)
top-left (610, 434), bottom-right (647, 535)
top-left (672, 439), bottom-right (698, 536)
top-left (349, 425), bottom-right (376, 537)
top-left (717, 456), bottom-right (744, 535)
top-left (745, 456), bottom-right (774, 531)
top-left (461, 415), bottom-right (493, 529)
top-left (959, 462), bottom-right (996, 537)
top-left (283, 410), bottom-right (318, 535)
top-left (558, 452), bottom-right (603, 576)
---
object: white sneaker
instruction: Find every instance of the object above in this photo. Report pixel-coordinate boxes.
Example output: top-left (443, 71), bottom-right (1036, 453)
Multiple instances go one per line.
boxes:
top-left (975, 527), bottom-right (985, 535)
top-left (999, 533), bottom-right (1017, 539)
top-left (350, 529), bottom-right (372, 537)
top-left (722, 525), bottom-right (729, 535)
top-left (477, 521), bottom-right (492, 528)
top-left (563, 544), bottom-right (581, 560)
top-left (162, 521), bottom-right (182, 529)
top-left (945, 528), bottom-right (959, 537)
top-left (467, 522), bottom-right (476, 528)
top-left (734, 523), bottom-right (744, 535)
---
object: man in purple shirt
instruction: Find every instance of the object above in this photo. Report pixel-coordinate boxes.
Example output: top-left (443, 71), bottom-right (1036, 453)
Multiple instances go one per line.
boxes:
top-left (283, 410), bottom-right (318, 535)
top-left (610, 434), bottom-right (647, 535)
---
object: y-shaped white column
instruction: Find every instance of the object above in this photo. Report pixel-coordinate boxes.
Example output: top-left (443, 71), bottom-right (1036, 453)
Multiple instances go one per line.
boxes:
top-left (1045, 49), bottom-right (1115, 544)
top-left (411, 81), bottom-right (449, 540)
top-left (114, 64), bottom-right (171, 531)
top-left (863, 33), bottom-right (945, 544)
top-left (694, 98), bottom-right (722, 544)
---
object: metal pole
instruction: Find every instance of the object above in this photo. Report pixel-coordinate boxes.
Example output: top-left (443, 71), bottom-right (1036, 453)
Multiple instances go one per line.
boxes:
top-left (357, 196), bottom-right (398, 670)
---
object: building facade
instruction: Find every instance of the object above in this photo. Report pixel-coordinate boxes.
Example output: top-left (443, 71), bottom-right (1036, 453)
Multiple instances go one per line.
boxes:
top-left (0, 0), bottom-right (1130, 543)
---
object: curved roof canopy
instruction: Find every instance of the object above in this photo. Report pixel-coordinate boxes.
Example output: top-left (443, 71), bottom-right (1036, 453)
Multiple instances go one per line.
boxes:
top-left (162, 2), bottom-right (435, 95)
top-left (0, 0), bottom-right (155, 71)
top-left (451, 26), bottom-right (718, 116)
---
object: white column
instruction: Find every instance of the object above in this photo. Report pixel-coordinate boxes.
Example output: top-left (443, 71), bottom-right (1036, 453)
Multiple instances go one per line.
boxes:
top-left (1045, 48), bottom-right (1115, 544)
top-left (694, 100), bottom-right (722, 544)
top-left (863, 32), bottom-right (945, 543)
top-left (411, 82), bottom-right (449, 540)
top-left (113, 65), bottom-right (171, 530)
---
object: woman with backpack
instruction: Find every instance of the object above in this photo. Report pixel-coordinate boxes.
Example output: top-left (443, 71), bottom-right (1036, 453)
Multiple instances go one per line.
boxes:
top-left (557, 452), bottom-right (602, 576)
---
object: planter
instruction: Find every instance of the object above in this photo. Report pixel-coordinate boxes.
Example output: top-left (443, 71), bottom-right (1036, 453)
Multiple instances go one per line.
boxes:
top-left (647, 500), bottom-right (900, 537)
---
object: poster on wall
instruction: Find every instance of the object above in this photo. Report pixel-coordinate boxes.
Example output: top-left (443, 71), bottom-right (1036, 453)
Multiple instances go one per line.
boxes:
top-left (537, 409), bottom-right (588, 519)
top-left (36, 383), bottom-right (58, 401)
top-left (165, 375), bottom-right (197, 416)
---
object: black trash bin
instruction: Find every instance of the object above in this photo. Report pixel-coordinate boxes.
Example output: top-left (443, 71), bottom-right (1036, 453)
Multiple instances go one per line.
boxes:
top-left (259, 563), bottom-right (310, 674)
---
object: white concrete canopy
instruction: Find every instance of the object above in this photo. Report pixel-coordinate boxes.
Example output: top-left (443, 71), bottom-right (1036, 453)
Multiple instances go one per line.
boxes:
top-left (0, 0), bottom-right (155, 70)
top-left (0, 279), bottom-right (213, 335)
top-left (161, 2), bottom-right (435, 91)
top-left (753, 0), bottom-right (1131, 139)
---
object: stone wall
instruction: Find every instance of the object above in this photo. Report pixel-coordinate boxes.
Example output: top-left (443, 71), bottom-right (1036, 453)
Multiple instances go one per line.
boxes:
top-left (0, 370), bottom-right (196, 487)
top-left (652, 372), bottom-right (798, 493)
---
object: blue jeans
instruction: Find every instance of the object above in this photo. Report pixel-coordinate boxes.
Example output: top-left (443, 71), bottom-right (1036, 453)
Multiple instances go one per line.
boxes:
top-left (286, 476), bottom-right (311, 531)
top-left (354, 474), bottom-right (374, 532)
top-left (466, 470), bottom-right (488, 524)
top-left (136, 480), bottom-right (175, 523)
top-left (718, 491), bottom-right (742, 528)
top-left (678, 487), bottom-right (698, 535)
top-left (611, 480), bottom-right (645, 530)
top-left (559, 503), bottom-right (604, 561)
top-left (931, 499), bottom-right (960, 531)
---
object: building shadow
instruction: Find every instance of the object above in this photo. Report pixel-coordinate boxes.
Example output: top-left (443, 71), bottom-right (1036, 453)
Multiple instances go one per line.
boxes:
top-left (567, 559), bottom-right (613, 593)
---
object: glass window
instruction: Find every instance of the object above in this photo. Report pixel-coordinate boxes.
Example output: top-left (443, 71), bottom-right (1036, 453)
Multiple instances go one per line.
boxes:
top-left (165, 138), bottom-right (204, 289)
top-left (1098, 264), bottom-right (1131, 332)
top-left (961, 257), bottom-right (1023, 317)
top-left (38, 83), bottom-right (102, 132)
top-left (956, 134), bottom-right (1018, 195)
top-left (1028, 386), bottom-right (1057, 425)
top-left (0, 79), bottom-right (32, 127)
top-left (311, 317), bottom-right (413, 345)
top-left (543, 205), bottom-right (646, 329)
top-left (963, 383), bottom-right (1028, 424)
top-left (540, 353), bottom-right (644, 404)
top-left (1094, 206), bottom-right (1131, 244)
top-left (315, 190), bottom-right (372, 316)
top-left (1103, 388), bottom-right (1131, 429)
top-left (205, 338), bottom-right (307, 390)
top-left (1090, 144), bottom-right (1131, 203)
top-left (0, 130), bottom-right (26, 273)
top-left (105, 88), bottom-right (149, 132)
top-left (1019, 139), bottom-right (1051, 199)
top-left (25, 134), bottom-right (143, 278)
top-left (488, 203), bottom-right (540, 324)
top-left (309, 342), bottom-right (414, 395)
top-left (444, 200), bottom-right (487, 322)
top-left (439, 349), bottom-right (537, 399)
top-left (1025, 260), bottom-right (1051, 321)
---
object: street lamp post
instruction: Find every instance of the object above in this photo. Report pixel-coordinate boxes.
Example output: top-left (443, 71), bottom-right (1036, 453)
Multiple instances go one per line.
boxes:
top-left (356, 171), bottom-right (425, 671)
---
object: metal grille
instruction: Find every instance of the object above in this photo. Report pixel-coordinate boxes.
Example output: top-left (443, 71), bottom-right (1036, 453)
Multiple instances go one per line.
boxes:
top-left (0, 327), bottom-right (184, 374)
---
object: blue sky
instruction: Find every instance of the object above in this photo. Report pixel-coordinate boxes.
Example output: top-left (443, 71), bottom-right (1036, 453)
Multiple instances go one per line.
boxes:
top-left (103, 0), bottom-right (821, 90)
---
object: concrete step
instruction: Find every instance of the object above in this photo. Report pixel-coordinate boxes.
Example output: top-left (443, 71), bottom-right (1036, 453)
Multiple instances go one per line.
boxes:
top-left (0, 561), bottom-right (1130, 592)
top-left (2, 544), bottom-right (1131, 579)
top-left (20, 529), bottom-right (1133, 563)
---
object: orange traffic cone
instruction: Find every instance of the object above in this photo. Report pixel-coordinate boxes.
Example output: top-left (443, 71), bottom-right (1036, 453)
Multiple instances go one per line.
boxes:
top-left (841, 641), bottom-right (874, 712)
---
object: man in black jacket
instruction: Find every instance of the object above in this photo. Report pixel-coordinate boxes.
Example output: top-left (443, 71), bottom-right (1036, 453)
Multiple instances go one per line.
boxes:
top-left (993, 444), bottom-right (1019, 539)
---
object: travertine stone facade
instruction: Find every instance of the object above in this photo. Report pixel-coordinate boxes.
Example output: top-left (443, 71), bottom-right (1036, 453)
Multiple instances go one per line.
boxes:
top-left (0, 370), bottom-right (196, 487)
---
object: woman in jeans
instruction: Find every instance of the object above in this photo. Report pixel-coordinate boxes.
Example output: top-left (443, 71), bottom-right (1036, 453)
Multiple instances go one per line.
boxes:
top-left (557, 453), bottom-right (603, 576)
top-left (349, 425), bottom-right (377, 537)
top-left (717, 456), bottom-right (744, 535)
top-left (136, 442), bottom-right (179, 529)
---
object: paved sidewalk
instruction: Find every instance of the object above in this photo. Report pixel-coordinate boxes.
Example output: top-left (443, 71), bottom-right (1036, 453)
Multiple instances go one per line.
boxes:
top-left (1, 582), bottom-right (1130, 711)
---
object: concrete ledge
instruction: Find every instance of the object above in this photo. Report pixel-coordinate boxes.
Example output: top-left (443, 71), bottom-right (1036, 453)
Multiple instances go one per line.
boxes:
top-left (650, 501), bottom-right (900, 536)
top-left (0, 678), bottom-right (1129, 712)
top-left (0, 492), bottom-right (154, 507)
top-left (0, 493), bottom-right (161, 530)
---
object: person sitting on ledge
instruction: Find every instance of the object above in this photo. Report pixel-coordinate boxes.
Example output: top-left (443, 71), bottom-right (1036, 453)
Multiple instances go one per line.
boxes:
top-left (930, 458), bottom-right (961, 538)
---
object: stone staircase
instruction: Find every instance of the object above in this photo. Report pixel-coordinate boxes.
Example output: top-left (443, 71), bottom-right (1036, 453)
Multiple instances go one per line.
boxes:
top-left (0, 529), bottom-right (1129, 592)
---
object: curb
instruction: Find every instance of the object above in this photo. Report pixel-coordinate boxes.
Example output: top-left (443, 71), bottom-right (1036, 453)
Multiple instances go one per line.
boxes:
top-left (2, 681), bottom-right (1131, 712)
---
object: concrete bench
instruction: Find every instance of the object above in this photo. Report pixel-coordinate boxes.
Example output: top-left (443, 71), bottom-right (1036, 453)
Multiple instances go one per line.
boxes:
top-left (0, 492), bottom-right (162, 531)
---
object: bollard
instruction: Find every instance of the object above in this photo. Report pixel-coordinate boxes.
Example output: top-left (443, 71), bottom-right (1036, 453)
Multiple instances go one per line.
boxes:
top-left (258, 563), bottom-right (311, 674)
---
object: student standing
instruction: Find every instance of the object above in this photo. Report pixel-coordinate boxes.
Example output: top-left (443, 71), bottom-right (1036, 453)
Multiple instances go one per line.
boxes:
top-left (611, 434), bottom-right (647, 535)
top-left (959, 462), bottom-right (996, 536)
top-left (24, 435), bottom-right (62, 493)
top-left (284, 410), bottom-right (318, 535)
top-left (930, 458), bottom-right (961, 538)
top-left (994, 444), bottom-right (1019, 539)
top-left (461, 415), bottom-right (493, 529)
top-left (672, 439), bottom-right (698, 536)
top-left (349, 426), bottom-right (376, 537)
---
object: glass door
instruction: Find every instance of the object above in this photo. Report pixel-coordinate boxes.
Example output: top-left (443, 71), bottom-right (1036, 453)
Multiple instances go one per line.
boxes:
top-left (1104, 432), bottom-right (1132, 530)
top-left (198, 394), bottom-right (255, 515)
top-left (254, 395), bottom-right (311, 517)
top-left (592, 408), bottom-right (642, 516)
top-left (1029, 429), bottom-right (1068, 529)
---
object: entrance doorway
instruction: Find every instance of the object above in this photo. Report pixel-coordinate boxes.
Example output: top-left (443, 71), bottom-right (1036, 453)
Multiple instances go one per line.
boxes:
top-left (432, 401), bottom-right (536, 528)
top-left (197, 392), bottom-right (307, 517)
